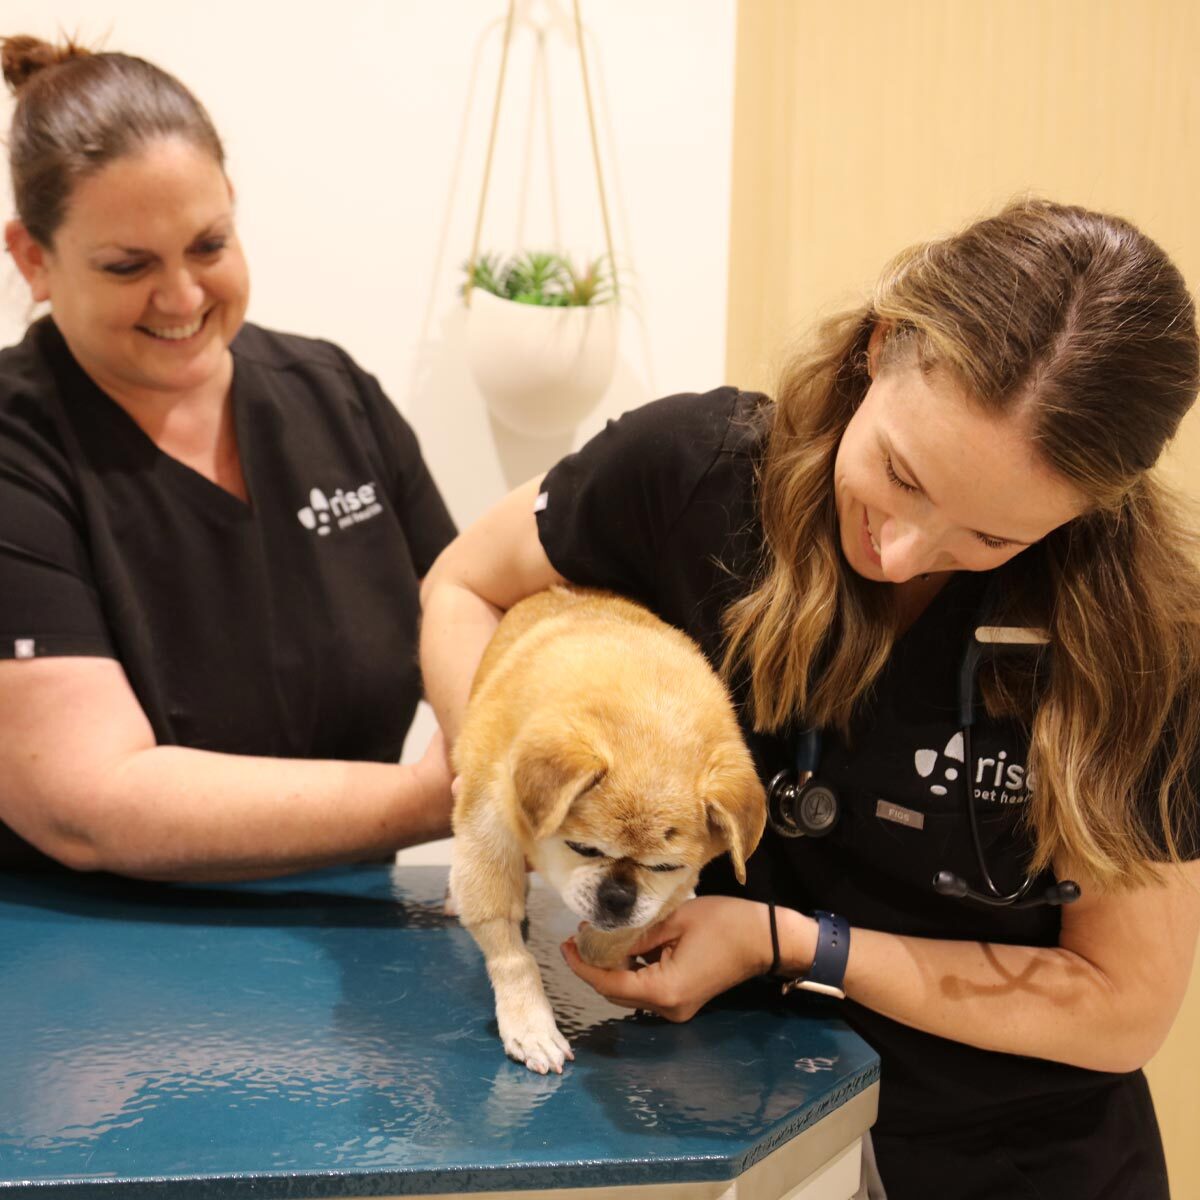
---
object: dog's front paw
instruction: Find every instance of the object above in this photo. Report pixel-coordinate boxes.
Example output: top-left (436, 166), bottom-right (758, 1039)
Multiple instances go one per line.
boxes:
top-left (497, 1001), bottom-right (574, 1075)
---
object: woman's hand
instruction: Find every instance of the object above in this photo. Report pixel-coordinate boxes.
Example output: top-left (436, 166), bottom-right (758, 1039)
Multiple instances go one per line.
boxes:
top-left (408, 728), bottom-right (455, 835)
top-left (560, 895), bottom-right (775, 1022)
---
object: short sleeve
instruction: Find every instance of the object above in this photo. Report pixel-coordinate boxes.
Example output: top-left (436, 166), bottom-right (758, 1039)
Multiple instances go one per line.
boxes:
top-left (535, 388), bottom-right (742, 604)
top-left (334, 348), bottom-right (457, 576)
top-left (0, 394), bottom-right (114, 661)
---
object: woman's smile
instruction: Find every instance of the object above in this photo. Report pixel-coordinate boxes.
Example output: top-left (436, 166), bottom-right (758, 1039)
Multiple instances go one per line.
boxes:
top-left (136, 308), bottom-right (211, 343)
top-left (861, 507), bottom-right (883, 565)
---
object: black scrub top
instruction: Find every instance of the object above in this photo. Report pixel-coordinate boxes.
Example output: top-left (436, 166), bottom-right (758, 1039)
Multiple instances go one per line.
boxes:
top-left (0, 318), bottom-right (456, 862)
top-left (535, 387), bottom-right (1190, 1200)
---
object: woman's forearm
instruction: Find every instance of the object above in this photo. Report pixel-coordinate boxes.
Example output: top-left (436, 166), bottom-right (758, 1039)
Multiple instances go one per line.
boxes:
top-left (50, 745), bottom-right (451, 881)
top-left (772, 904), bottom-right (1175, 1074)
top-left (419, 579), bottom-right (503, 745)
top-left (418, 473), bottom-right (562, 747)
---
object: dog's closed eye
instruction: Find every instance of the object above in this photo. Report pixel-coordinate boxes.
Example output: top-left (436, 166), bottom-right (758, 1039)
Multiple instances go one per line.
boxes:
top-left (565, 841), bottom-right (605, 859)
top-left (565, 841), bottom-right (683, 873)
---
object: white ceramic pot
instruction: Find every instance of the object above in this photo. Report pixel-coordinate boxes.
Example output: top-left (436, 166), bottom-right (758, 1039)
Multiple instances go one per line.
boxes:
top-left (465, 289), bottom-right (619, 438)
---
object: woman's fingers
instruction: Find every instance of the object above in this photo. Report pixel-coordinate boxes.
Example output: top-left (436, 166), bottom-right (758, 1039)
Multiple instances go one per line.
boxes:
top-left (560, 937), bottom-right (634, 1004)
top-left (561, 938), bottom-right (656, 1009)
top-left (561, 898), bottom-right (771, 1024)
top-left (561, 937), bottom-right (693, 1019)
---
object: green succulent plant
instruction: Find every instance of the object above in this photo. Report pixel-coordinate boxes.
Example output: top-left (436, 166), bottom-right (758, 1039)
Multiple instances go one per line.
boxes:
top-left (464, 251), bottom-right (615, 307)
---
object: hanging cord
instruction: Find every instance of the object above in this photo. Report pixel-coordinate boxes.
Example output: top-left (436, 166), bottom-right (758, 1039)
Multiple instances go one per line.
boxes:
top-left (572, 0), bottom-right (619, 300)
top-left (465, 0), bottom-right (518, 307)
top-left (464, 0), bottom-right (619, 305)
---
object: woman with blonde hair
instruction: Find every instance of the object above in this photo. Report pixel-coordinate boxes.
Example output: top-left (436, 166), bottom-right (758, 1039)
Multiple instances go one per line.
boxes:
top-left (421, 199), bottom-right (1200, 1198)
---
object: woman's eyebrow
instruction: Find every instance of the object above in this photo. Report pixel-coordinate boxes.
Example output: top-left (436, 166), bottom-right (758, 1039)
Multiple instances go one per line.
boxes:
top-left (88, 217), bottom-right (233, 257)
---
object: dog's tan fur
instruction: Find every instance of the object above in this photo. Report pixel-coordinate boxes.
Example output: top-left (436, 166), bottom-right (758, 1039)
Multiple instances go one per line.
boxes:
top-left (451, 586), bottom-right (765, 1073)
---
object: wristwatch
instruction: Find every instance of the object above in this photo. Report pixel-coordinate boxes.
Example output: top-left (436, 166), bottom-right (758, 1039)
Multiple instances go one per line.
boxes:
top-left (780, 910), bottom-right (850, 999)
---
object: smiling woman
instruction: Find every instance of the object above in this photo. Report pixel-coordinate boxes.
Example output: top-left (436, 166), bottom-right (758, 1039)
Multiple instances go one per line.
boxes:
top-left (419, 197), bottom-right (1200, 1200)
top-left (0, 36), bottom-right (457, 880)
top-left (7, 138), bottom-right (251, 493)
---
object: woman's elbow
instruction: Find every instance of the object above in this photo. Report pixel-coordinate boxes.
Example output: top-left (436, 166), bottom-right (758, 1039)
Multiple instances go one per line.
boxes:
top-left (419, 539), bottom-right (470, 609)
top-left (1112, 1018), bottom-right (1177, 1075)
top-left (3, 780), bottom-right (142, 876)
top-left (1078, 1042), bottom-right (1155, 1075)
top-left (6, 810), bottom-right (106, 874)
top-left (1069, 1009), bottom-right (1175, 1074)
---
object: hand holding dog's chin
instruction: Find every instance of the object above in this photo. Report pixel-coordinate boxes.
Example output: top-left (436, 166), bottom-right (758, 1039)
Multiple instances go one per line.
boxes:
top-left (562, 896), bottom-right (798, 1024)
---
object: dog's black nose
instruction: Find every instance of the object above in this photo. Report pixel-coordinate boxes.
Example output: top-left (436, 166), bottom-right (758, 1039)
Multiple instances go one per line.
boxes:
top-left (596, 875), bottom-right (638, 922)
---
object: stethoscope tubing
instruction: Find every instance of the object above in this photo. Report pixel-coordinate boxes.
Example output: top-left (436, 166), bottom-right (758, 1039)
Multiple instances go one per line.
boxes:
top-left (768, 616), bottom-right (1080, 909)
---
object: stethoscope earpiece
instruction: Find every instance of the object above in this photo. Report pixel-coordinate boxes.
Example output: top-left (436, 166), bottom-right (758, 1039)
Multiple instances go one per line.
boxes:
top-left (933, 868), bottom-right (1081, 909)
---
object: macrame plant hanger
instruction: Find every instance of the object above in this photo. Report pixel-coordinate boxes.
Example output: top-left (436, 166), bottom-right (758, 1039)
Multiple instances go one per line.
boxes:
top-left (460, 0), bottom-right (622, 439)
top-left (463, 0), bottom-right (619, 307)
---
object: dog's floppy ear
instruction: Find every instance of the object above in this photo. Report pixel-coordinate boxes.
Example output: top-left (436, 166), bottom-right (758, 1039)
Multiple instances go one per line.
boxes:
top-left (703, 743), bottom-right (767, 884)
top-left (509, 719), bottom-right (607, 843)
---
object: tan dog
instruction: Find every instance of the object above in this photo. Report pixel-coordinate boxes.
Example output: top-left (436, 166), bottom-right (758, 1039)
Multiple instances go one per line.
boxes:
top-left (450, 586), bottom-right (765, 1074)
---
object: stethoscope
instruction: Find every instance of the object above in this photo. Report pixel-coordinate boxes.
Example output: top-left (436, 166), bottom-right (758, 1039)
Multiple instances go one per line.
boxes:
top-left (767, 624), bottom-right (1082, 910)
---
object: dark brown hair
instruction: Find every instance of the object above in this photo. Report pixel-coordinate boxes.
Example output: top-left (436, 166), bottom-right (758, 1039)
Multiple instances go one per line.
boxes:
top-left (2, 35), bottom-right (225, 245)
top-left (722, 199), bottom-right (1200, 886)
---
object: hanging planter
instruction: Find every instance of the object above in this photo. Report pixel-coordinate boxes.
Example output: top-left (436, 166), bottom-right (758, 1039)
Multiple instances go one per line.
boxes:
top-left (463, 0), bottom-right (622, 440)
top-left (464, 251), bottom-right (617, 438)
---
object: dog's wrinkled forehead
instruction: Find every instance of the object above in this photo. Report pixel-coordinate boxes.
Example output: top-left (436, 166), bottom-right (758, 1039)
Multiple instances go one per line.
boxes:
top-left (559, 786), bottom-right (706, 856)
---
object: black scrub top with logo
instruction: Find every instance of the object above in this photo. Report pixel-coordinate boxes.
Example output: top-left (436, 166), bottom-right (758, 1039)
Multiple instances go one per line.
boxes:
top-left (0, 318), bottom-right (456, 864)
top-left (535, 387), bottom-right (1188, 1200)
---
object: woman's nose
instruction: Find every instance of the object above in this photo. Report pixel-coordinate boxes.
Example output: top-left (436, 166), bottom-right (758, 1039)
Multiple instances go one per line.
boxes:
top-left (879, 519), bottom-right (939, 582)
top-left (153, 268), bottom-right (205, 316)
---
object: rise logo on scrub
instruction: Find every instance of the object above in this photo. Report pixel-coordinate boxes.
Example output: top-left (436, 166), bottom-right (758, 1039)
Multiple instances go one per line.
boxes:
top-left (914, 732), bottom-right (1031, 806)
top-left (297, 482), bottom-right (382, 536)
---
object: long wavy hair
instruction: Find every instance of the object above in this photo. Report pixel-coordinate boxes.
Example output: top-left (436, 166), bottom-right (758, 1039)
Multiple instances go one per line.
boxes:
top-left (722, 199), bottom-right (1200, 888)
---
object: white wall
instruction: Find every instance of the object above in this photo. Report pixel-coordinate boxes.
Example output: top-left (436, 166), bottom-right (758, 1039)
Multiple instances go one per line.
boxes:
top-left (0, 2), bottom-right (737, 861)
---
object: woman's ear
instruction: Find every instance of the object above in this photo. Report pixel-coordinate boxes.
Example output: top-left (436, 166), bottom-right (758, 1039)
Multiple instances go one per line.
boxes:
top-left (866, 320), bottom-right (891, 379)
top-left (4, 221), bottom-right (52, 303)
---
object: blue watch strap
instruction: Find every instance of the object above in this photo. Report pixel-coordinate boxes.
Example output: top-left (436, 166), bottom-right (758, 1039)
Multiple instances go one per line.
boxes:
top-left (782, 910), bottom-right (850, 999)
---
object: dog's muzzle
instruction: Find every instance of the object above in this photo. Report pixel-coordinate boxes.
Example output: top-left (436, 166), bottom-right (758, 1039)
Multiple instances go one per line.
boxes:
top-left (593, 874), bottom-right (638, 927)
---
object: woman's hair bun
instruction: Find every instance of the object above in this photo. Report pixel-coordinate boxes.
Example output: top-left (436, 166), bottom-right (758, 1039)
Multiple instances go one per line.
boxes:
top-left (1, 35), bottom-right (92, 95)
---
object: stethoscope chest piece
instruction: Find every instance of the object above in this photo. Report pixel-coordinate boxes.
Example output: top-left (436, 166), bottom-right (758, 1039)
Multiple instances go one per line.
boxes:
top-left (767, 769), bottom-right (840, 839)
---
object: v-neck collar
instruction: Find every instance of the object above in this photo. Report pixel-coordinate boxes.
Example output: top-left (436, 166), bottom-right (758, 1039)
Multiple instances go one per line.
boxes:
top-left (894, 569), bottom-right (986, 648)
top-left (41, 317), bottom-right (253, 518)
